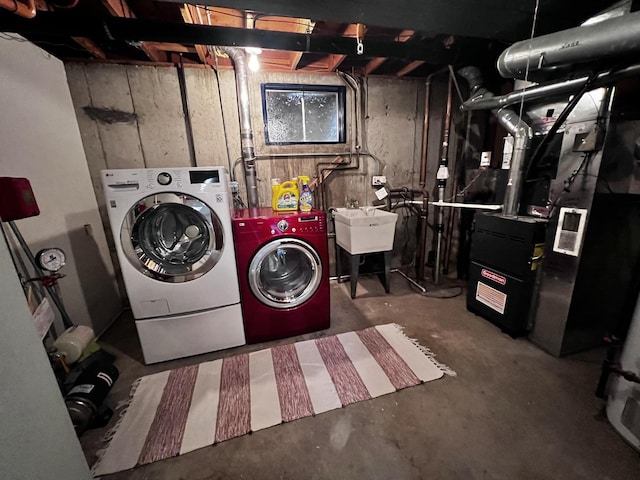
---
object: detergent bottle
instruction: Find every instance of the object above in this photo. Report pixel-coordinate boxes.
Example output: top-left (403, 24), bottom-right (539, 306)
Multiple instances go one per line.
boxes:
top-left (271, 178), bottom-right (299, 211)
top-left (298, 176), bottom-right (313, 212)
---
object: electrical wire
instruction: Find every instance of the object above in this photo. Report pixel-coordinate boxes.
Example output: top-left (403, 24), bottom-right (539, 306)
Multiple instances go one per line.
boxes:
top-left (447, 169), bottom-right (486, 201)
top-left (516, 0), bottom-right (540, 121)
top-left (546, 152), bottom-right (592, 218)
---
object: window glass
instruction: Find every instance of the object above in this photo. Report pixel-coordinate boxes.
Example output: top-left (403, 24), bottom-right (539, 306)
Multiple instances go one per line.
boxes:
top-left (262, 84), bottom-right (346, 145)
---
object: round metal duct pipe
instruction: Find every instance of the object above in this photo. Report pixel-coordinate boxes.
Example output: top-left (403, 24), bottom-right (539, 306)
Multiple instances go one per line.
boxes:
top-left (497, 11), bottom-right (640, 80)
top-left (221, 46), bottom-right (259, 208)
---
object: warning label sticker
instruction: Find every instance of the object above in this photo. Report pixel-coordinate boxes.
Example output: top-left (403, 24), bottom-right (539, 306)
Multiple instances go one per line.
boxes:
top-left (476, 281), bottom-right (507, 314)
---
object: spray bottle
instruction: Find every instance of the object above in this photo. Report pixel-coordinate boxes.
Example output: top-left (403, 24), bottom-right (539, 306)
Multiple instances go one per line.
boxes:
top-left (298, 176), bottom-right (313, 212)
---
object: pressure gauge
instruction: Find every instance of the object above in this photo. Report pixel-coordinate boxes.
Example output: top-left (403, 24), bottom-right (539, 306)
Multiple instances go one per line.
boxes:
top-left (36, 248), bottom-right (66, 272)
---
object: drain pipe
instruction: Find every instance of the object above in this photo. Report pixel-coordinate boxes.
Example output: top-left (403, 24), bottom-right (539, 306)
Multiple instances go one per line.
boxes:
top-left (222, 47), bottom-right (259, 208)
top-left (458, 67), bottom-right (533, 216)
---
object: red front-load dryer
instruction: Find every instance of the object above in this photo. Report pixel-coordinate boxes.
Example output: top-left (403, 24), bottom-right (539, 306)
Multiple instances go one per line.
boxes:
top-left (233, 208), bottom-right (330, 343)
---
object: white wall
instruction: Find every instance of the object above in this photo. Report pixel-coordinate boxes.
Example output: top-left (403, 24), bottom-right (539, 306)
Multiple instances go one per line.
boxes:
top-left (0, 232), bottom-right (92, 479)
top-left (0, 36), bottom-right (121, 334)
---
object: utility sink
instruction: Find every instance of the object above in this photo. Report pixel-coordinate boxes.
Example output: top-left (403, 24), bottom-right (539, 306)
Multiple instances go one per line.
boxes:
top-left (334, 207), bottom-right (398, 255)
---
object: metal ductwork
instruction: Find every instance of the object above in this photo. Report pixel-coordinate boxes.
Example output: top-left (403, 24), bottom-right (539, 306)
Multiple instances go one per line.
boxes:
top-left (458, 67), bottom-right (533, 216)
top-left (462, 63), bottom-right (640, 112)
top-left (221, 46), bottom-right (259, 208)
top-left (498, 10), bottom-right (640, 80)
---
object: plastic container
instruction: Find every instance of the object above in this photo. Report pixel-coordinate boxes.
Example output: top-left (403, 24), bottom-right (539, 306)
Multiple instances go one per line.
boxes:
top-left (298, 175), bottom-right (313, 212)
top-left (53, 325), bottom-right (96, 364)
top-left (271, 178), bottom-right (299, 211)
top-left (334, 207), bottom-right (398, 254)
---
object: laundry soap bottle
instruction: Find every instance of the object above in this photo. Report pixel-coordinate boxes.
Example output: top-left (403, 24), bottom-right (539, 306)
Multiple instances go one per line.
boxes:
top-left (298, 176), bottom-right (313, 212)
top-left (271, 178), bottom-right (299, 211)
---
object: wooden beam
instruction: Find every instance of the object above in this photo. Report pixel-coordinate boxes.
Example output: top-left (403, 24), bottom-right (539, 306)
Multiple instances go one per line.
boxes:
top-left (396, 60), bottom-right (425, 77)
top-left (147, 42), bottom-right (196, 54)
top-left (0, 15), bottom-right (471, 65)
top-left (100, 0), bottom-right (165, 62)
top-left (364, 57), bottom-right (387, 75)
top-left (71, 37), bottom-right (106, 59)
top-left (364, 29), bottom-right (415, 75)
top-left (287, 19), bottom-right (315, 70)
top-left (180, 5), bottom-right (210, 66)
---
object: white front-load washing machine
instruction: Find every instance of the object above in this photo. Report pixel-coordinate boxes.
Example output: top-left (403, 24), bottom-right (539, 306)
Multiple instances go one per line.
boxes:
top-left (102, 167), bottom-right (245, 364)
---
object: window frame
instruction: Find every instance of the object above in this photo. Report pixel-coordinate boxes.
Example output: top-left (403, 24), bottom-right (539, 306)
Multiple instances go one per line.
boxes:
top-left (261, 83), bottom-right (347, 145)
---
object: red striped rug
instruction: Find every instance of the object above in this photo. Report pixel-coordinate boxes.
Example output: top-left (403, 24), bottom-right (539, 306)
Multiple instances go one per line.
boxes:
top-left (93, 324), bottom-right (449, 476)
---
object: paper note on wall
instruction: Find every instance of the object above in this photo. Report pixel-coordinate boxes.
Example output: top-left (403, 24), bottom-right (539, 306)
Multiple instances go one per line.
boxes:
top-left (32, 297), bottom-right (55, 339)
top-left (502, 135), bottom-right (514, 169)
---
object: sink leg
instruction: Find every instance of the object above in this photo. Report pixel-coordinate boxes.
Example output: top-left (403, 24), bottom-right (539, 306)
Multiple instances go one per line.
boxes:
top-left (383, 251), bottom-right (392, 293)
top-left (350, 254), bottom-right (360, 299)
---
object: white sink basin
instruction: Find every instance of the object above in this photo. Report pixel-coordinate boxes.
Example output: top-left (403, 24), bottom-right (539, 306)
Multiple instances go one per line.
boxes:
top-left (334, 207), bottom-right (398, 255)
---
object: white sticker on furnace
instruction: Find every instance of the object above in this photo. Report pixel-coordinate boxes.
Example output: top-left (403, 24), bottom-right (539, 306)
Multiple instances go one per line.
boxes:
top-left (476, 281), bottom-right (507, 314)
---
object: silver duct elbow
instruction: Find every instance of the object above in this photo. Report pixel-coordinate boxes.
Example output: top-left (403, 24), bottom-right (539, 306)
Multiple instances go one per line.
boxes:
top-left (222, 47), bottom-right (259, 208)
top-left (458, 67), bottom-right (532, 216)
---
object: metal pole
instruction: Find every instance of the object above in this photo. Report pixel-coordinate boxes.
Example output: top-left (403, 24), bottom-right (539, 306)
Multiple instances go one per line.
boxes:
top-left (8, 221), bottom-right (74, 329)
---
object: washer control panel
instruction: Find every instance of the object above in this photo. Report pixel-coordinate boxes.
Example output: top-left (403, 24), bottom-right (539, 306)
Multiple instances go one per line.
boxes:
top-left (296, 214), bottom-right (325, 233)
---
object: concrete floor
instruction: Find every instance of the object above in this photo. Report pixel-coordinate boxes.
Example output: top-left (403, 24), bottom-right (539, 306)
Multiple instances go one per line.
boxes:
top-left (83, 275), bottom-right (640, 479)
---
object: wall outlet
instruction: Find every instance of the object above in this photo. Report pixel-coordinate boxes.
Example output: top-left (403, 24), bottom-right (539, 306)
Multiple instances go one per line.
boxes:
top-left (372, 175), bottom-right (387, 186)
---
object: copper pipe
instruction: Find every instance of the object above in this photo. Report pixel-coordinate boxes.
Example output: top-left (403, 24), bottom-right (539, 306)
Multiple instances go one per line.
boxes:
top-left (419, 79), bottom-right (431, 189)
top-left (434, 71), bottom-right (454, 284)
top-left (1, 0), bottom-right (36, 18)
top-left (418, 67), bottom-right (448, 189)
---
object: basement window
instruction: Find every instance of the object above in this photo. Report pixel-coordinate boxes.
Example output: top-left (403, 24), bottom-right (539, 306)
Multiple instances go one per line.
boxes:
top-left (261, 83), bottom-right (347, 145)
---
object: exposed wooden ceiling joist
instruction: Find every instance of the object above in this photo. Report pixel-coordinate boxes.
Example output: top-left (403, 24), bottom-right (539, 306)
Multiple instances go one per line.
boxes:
top-left (71, 37), bottom-right (106, 59)
top-left (179, 4), bottom-right (210, 66)
top-left (0, 14), bottom-right (477, 65)
top-left (364, 29), bottom-right (415, 75)
top-left (396, 60), bottom-right (425, 77)
top-left (166, 0), bottom-right (616, 42)
top-left (100, 0), bottom-right (164, 62)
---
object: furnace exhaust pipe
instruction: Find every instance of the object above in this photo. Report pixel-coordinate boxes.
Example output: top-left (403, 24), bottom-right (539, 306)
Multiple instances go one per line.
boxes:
top-left (458, 67), bottom-right (532, 216)
top-left (222, 47), bottom-right (259, 208)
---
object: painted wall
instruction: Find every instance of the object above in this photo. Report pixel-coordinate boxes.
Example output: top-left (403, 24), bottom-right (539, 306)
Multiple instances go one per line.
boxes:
top-left (0, 233), bottom-right (92, 479)
top-left (65, 62), bottom-right (464, 278)
top-left (0, 37), bottom-right (121, 335)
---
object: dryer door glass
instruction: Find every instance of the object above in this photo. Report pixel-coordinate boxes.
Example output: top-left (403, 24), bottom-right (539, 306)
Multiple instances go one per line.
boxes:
top-left (121, 193), bottom-right (224, 283)
top-left (249, 238), bottom-right (323, 309)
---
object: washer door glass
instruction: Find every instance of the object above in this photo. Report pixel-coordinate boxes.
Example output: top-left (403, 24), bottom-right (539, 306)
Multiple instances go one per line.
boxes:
top-left (121, 193), bottom-right (224, 282)
top-left (249, 238), bottom-right (322, 309)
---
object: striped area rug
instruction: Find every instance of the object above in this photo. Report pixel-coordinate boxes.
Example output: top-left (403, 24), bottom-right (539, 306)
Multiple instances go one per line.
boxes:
top-left (93, 324), bottom-right (447, 476)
